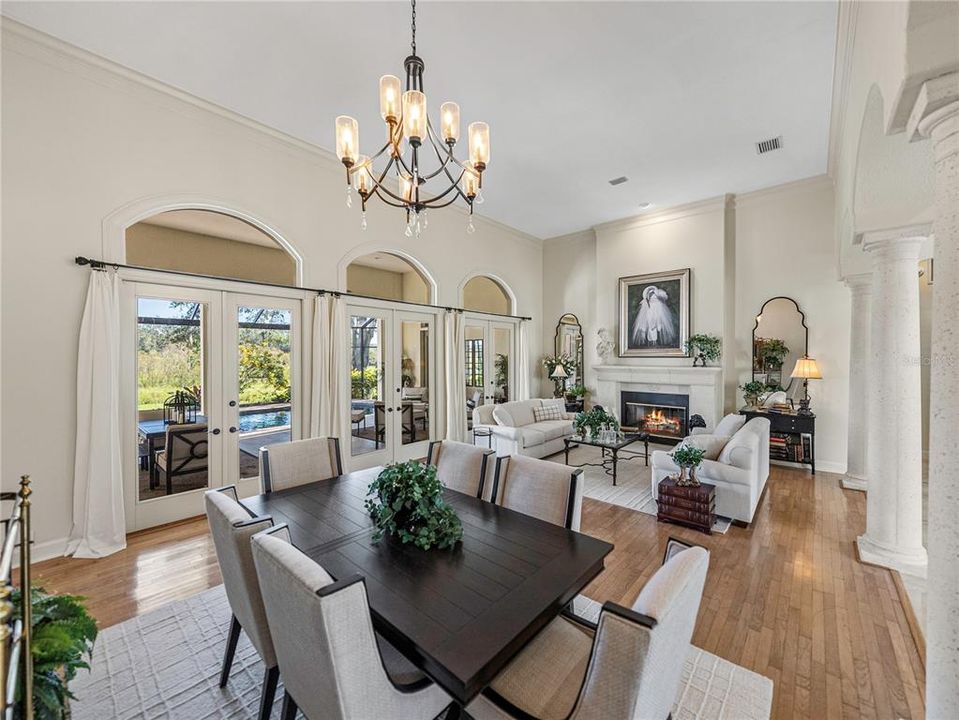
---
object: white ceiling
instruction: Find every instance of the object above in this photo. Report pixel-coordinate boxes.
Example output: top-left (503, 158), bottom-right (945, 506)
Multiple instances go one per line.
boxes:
top-left (3, 1), bottom-right (838, 239)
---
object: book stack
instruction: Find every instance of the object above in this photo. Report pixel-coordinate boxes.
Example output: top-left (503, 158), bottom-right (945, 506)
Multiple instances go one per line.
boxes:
top-left (657, 478), bottom-right (716, 534)
top-left (770, 433), bottom-right (808, 463)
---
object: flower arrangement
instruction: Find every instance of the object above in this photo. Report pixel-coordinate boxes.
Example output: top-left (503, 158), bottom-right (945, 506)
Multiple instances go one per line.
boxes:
top-left (365, 461), bottom-right (463, 551)
top-left (684, 334), bottom-right (722, 366)
top-left (574, 407), bottom-right (619, 438)
top-left (739, 380), bottom-right (767, 407)
top-left (669, 444), bottom-right (707, 487)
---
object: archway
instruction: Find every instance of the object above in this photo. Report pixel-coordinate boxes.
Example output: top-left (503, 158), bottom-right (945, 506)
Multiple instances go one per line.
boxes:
top-left (345, 251), bottom-right (434, 304)
top-left (461, 274), bottom-right (515, 315)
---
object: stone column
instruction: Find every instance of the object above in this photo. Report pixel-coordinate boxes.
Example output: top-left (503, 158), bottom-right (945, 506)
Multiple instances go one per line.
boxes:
top-left (842, 273), bottom-right (872, 491)
top-left (908, 72), bottom-right (959, 718)
top-left (856, 227), bottom-right (928, 578)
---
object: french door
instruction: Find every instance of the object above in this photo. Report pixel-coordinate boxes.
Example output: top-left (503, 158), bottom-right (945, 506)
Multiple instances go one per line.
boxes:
top-left (464, 317), bottom-right (515, 408)
top-left (348, 304), bottom-right (438, 470)
top-left (122, 282), bottom-right (304, 530)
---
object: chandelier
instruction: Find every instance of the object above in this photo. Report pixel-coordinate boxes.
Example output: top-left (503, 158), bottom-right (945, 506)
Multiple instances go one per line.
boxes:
top-left (334, 0), bottom-right (490, 236)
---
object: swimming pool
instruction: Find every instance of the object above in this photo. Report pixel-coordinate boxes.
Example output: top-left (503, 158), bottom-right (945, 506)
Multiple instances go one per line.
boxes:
top-left (239, 409), bottom-right (291, 433)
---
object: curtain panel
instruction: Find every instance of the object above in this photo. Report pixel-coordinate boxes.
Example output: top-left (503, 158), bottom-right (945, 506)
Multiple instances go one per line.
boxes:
top-left (444, 311), bottom-right (467, 442)
top-left (517, 319), bottom-right (531, 401)
top-left (311, 294), bottom-right (348, 440)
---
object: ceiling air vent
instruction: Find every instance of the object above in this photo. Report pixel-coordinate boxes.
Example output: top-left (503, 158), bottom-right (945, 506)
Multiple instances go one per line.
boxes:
top-left (608, 176), bottom-right (629, 186)
top-left (755, 136), bottom-right (783, 155)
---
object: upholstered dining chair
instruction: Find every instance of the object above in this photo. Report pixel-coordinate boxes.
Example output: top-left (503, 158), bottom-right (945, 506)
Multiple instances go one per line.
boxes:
top-left (427, 440), bottom-right (495, 500)
top-left (204, 487), bottom-right (281, 720)
top-left (259, 436), bottom-right (342, 492)
top-left (491, 455), bottom-right (584, 531)
top-left (251, 526), bottom-right (453, 720)
top-left (466, 546), bottom-right (710, 720)
top-left (153, 422), bottom-right (208, 495)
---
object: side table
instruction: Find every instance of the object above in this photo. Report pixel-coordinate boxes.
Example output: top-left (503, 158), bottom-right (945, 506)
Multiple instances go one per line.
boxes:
top-left (656, 478), bottom-right (716, 534)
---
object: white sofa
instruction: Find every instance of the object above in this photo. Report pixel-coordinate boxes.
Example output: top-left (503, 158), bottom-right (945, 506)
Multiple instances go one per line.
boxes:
top-left (651, 415), bottom-right (771, 524)
top-left (472, 398), bottom-right (576, 458)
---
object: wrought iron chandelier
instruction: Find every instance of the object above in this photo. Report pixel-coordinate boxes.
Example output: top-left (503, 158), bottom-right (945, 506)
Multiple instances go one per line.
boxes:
top-left (334, 0), bottom-right (490, 236)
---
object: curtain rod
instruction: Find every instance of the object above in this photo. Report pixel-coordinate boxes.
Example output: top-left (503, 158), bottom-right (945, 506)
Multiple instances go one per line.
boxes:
top-left (74, 256), bottom-right (533, 321)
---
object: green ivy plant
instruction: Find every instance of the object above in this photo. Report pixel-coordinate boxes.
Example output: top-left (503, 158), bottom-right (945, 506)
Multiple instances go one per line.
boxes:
top-left (684, 334), bottom-right (722, 363)
top-left (756, 337), bottom-right (789, 368)
top-left (670, 444), bottom-right (706, 468)
top-left (365, 461), bottom-right (463, 551)
top-left (13, 587), bottom-right (97, 720)
top-left (567, 384), bottom-right (589, 399)
top-left (739, 380), bottom-right (767, 406)
top-left (574, 407), bottom-right (619, 437)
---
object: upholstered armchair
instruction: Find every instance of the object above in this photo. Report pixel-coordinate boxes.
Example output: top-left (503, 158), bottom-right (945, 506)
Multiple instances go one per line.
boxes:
top-left (427, 440), bottom-right (495, 500)
top-left (153, 422), bottom-right (208, 495)
top-left (251, 527), bottom-right (452, 720)
top-left (491, 455), bottom-right (584, 531)
top-left (204, 487), bottom-right (282, 720)
top-left (466, 546), bottom-right (710, 720)
top-left (259, 436), bottom-right (343, 492)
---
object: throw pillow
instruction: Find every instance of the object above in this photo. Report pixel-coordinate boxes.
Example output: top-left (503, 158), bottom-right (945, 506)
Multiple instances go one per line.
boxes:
top-left (532, 405), bottom-right (564, 422)
top-left (541, 398), bottom-right (566, 413)
top-left (681, 434), bottom-right (729, 461)
top-left (714, 413), bottom-right (746, 437)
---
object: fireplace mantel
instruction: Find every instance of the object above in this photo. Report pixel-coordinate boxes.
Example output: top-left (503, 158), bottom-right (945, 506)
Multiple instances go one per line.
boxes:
top-left (591, 364), bottom-right (724, 431)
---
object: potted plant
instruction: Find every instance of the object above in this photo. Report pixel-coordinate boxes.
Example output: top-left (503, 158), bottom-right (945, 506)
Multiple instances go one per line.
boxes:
top-left (757, 337), bottom-right (789, 370)
top-left (365, 461), bottom-right (463, 550)
top-left (574, 407), bottom-right (619, 439)
top-left (13, 587), bottom-right (97, 720)
top-left (669, 444), bottom-right (707, 486)
top-left (684, 334), bottom-right (722, 367)
top-left (565, 384), bottom-right (588, 404)
top-left (739, 380), bottom-right (767, 408)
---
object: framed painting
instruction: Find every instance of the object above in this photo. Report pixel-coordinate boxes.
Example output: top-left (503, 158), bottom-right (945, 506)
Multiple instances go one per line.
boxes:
top-left (618, 268), bottom-right (690, 357)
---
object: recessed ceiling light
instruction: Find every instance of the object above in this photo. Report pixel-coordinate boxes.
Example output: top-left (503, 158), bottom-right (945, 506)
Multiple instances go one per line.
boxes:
top-left (608, 176), bottom-right (629, 186)
top-left (638, 202), bottom-right (653, 210)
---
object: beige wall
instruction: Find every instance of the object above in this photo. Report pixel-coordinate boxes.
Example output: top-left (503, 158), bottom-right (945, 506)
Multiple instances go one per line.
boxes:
top-left (127, 222), bottom-right (296, 284)
top-left (463, 276), bottom-right (511, 315)
top-left (346, 265), bottom-right (404, 301)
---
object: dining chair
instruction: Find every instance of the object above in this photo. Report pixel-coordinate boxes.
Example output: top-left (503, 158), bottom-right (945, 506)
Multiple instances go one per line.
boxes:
top-left (204, 486), bottom-right (281, 720)
top-left (153, 422), bottom-right (209, 495)
top-left (427, 440), bottom-right (495, 500)
top-left (466, 545), bottom-right (710, 720)
top-left (259, 436), bottom-right (343, 492)
top-left (491, 455), bottom-right (584, 531)
top-left (250, 525), bottom-right (453, 720)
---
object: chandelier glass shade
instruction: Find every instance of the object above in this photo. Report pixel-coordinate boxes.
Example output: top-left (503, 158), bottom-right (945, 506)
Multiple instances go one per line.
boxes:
top-left (334, 0), bottom-right (489, 236)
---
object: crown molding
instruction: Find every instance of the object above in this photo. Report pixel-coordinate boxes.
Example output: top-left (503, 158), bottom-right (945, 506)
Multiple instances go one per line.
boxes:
top-left (0, 17), bottom-right (543, 249)
top-left (592, 195), bottom-right (728, 236)
top-left (731, 174), bottom-right (833, 208)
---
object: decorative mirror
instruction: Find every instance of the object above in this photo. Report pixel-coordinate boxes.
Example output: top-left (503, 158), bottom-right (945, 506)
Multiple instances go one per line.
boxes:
top-left (752, 297), bottom-right (808, 398)
top-left (554, 313), bottom-right (584, 388)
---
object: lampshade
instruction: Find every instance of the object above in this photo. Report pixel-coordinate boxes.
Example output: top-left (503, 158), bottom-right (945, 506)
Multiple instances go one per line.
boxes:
top-left (790, 356), bottom-right (822, 380)
top-left (550, 364), bottom-right (568, 379)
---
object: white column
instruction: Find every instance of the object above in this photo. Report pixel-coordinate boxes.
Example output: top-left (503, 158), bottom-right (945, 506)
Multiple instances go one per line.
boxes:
top-left (842, 273), bottom-right (872, 491)
top-left (909, 72), bottom-right (959, 718)
top-left (856, 227), bottom-right (928, 578)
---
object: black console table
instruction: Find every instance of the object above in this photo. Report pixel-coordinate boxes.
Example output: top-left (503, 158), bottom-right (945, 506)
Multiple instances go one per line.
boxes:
top-left (740, 409), bottom-right (815, 474)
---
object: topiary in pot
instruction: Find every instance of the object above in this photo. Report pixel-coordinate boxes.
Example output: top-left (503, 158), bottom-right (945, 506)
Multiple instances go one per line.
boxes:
top-left (669, 444), bottom-right (707, 486)
top-left (365, 461), bottom-right (463, 551)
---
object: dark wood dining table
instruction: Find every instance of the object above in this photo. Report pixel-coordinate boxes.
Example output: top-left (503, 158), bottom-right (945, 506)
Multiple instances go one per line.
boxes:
top-left (239, 466), bottom-right (613, 707)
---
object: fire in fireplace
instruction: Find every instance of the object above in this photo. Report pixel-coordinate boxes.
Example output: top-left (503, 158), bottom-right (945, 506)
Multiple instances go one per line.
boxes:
top-left (621, 391), bottom-right (689, 443)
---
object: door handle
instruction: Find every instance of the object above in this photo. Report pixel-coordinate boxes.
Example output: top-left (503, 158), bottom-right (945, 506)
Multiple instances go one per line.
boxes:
top-left (396, 406), bottom-right (403, 412)
top-left (209, 428), bottom-right (221, 435)
top-left (228, 426), bottom-right (238, 434)
top-left (387, 407), bottom-right (393, 413)
top-left (229, 400), bottom-right (237, 407)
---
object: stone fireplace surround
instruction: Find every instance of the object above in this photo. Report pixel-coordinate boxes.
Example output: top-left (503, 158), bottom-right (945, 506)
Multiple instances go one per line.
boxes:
top-left (592, 365), bottom-right (724, 433)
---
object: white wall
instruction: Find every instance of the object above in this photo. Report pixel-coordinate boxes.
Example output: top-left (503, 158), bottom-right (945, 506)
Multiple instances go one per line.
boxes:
top-left (0, 22), bottom-right (543, 553)
top-left (542, 177), bottom-right (849, 472)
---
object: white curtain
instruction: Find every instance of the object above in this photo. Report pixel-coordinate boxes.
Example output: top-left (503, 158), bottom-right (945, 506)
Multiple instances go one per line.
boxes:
top-left (517, 319), bottom-right (531, 401)
top-left (66, 270), bottom-right (125, 558)
top-left (311, 293), bottom-right (348, 440)
top-left (444, 310), bottom-right (467, 442)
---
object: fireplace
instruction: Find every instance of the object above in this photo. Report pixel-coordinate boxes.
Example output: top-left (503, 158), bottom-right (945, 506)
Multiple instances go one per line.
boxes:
top-left (621, 391), bottom-right (689, 443)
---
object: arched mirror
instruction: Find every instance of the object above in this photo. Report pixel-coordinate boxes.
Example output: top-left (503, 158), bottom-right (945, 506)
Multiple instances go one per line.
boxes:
top-left (752, 297), bottom-right (808, 398)
top-left (554, 313), bottom-right (584, 388)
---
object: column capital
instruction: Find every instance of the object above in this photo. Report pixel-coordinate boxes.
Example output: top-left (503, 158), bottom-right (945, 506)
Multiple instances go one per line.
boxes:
top-left (858, 224), bottom-right (931, 254)
top-left (843, 272), bottom-right (873, 291)
top-left (908, 71), bottom-right (959, 142)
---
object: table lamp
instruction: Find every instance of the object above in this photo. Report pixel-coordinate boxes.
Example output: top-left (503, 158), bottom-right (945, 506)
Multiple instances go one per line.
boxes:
top-left (550, 364), bottom-right (568, 397)
top-left (790, 355), bottom-right (822, 416)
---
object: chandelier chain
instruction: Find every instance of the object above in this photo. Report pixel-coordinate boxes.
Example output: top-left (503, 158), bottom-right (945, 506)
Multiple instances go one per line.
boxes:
top-left (410, 0), bottom-right (417, 56)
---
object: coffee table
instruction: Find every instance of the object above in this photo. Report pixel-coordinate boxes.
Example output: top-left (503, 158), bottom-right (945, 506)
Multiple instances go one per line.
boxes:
top-left (563, 432), bottom-right (649, 486)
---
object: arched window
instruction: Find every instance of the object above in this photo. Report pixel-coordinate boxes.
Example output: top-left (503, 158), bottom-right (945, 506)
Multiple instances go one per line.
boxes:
top-left (346, 252), bottom-right (431, 303)
top-left (125, 209), bottom-right (297, 284)
top-left (463, 275), bottom-right (513, 315)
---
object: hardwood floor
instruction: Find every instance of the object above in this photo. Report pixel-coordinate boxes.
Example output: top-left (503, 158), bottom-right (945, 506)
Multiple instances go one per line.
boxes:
top-left (31, 464), bottom-right (925, 720)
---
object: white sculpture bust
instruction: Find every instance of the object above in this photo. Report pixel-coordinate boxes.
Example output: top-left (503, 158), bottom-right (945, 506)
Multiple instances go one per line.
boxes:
top-left (596, 328), bottom-right (614, 362)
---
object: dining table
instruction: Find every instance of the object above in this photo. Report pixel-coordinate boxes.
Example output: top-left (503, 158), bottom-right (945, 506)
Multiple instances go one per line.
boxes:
top-left (239, 466), bottom-right (614, 709)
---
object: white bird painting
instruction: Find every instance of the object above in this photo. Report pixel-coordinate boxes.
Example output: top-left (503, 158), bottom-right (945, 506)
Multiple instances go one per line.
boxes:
top-left (631, 285), bottom-right (677, 347)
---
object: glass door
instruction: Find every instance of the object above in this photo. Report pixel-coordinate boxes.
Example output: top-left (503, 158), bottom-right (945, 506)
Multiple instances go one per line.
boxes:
top-left (393, 311), bottom-right (436, 462)
top-left (490, 321), bottom-right (515, 404)
top-left (223, 295), bottom-right (302, 493)
top-left (464, 318), bottom-right (515, 408)
top-left (348, 309), bottom-right (392, 469)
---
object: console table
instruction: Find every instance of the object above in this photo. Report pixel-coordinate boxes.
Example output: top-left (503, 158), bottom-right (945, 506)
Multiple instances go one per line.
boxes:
top-left (740, 409), bottom-right (815, 474)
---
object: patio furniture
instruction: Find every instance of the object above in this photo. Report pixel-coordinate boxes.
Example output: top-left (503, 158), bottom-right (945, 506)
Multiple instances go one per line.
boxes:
top-left (138, 413), bottom-right (208, 485)
top-left (351, 408), bottom-right (367, 436)
top-left (153, 423), bottom-right (209, 495)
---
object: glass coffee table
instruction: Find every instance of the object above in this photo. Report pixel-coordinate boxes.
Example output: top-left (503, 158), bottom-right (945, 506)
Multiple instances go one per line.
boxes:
top-left (563, 432), bottom-right (650, 486)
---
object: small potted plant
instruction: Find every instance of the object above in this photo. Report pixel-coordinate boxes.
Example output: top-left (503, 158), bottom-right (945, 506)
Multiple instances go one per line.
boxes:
top-left (565, 384), bottom-right (588, 404)
top-left (684, 334), bottom-right (722, 367)
top-left (670, 444), bottom-right (707, 486)
top-left (739, 380), bottom-right (767, 408)
top-left (365, 461), bottom-right (463, 550)
top-left (574, 407), bottom-right (619, 440)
